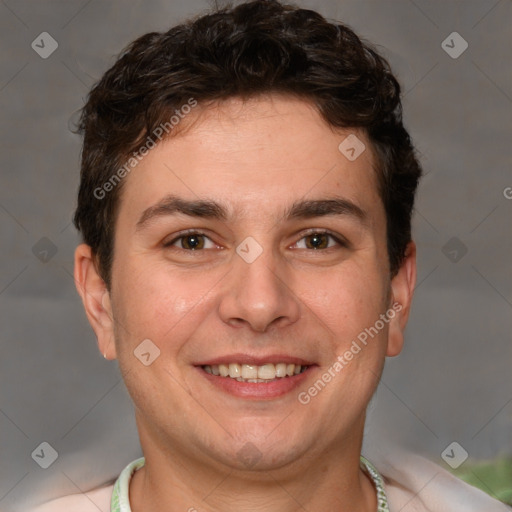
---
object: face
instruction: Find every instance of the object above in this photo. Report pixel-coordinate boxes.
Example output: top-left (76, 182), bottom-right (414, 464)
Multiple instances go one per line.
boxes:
top-left (76, 95), bottom-right (415, 473)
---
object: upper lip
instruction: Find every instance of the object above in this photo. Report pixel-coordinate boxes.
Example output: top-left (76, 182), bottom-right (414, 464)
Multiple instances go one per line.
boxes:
top-left (195, 354), bottom-right (315, 366)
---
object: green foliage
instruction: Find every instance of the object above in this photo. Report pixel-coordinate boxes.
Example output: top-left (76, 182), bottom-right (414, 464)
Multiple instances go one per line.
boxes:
top-left (452, 457), bottom-right (512, 505)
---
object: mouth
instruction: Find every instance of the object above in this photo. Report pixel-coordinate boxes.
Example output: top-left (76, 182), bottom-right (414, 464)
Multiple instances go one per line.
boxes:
top-left (195, 357), bottom-right (315, 399)
top-left (202, 362), bottom-right (309, 382)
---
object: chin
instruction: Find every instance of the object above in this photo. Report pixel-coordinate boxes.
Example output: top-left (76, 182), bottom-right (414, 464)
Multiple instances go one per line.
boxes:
top-left (206, 431), bottom-right (311, 473)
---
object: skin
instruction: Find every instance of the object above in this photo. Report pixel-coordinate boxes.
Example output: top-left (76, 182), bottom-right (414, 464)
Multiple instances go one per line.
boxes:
top-left (75, 95), bottom-right (416, 512)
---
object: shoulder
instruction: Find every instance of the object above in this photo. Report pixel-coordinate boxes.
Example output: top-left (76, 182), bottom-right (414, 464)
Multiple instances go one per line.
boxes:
top-left (27, 483), bottom-right (113, 512)
top-left (25, 452), bottom-right (512, 512)
top-left (27, 457), bottom-right (144, 512)
top-left (376, 450), bottom-right (511, 512)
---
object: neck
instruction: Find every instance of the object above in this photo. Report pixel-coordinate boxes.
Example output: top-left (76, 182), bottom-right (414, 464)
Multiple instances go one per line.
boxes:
top-left (129, 420), bottom-right (377, 512)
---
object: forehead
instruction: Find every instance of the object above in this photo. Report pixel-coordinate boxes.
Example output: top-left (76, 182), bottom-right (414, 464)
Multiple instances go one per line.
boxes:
top-left (117, 95), bottom-right (382, 225)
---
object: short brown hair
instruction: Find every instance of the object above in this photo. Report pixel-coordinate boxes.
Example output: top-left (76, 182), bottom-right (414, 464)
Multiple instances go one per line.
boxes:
top-left (73, 0), bottom-right (422, 288)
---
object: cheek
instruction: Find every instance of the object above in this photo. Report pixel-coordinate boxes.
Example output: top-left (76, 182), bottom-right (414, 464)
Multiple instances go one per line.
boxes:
top-left (301, 259), bottom-right (388, 332)
top-left (111, 258), bottom-right (216, 350)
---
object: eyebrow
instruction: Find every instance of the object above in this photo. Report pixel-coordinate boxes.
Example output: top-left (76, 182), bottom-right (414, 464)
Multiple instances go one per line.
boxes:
top-left (136, 194), bottom-right (368, 230)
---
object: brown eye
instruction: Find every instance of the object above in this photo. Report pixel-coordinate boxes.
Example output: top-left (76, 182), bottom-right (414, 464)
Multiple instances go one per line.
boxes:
top-left (180, 234), bottom-right (205, 250)
top-left (304, 233), bottom-right (330, 249)
top-left (165, 232), bottom-right (215, 250)
top-left (294, 231), bottom-right (346, 250)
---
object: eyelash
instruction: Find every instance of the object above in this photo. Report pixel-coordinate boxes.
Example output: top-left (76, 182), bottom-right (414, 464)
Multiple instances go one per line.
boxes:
top-left (163, 229), bottom-right (348, 251)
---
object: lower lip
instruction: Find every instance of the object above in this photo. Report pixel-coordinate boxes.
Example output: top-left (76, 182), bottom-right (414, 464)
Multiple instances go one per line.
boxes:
top-left (196, 366), bottom-right (315, 399)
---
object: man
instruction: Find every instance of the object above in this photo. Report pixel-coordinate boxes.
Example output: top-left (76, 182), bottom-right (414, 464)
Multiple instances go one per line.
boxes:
top-left (30, 1), bottom-right (510, 510)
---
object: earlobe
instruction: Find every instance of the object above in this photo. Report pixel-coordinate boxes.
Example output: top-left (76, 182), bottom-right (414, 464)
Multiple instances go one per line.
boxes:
top-left (386, 241), bottom-right (417, 357)
top-left (74, 244), bottom-right (117, 360)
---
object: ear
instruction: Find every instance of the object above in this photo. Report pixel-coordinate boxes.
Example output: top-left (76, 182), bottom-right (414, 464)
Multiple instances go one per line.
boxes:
top-left (386, 241), bottom-right (417, 357)
top-left (74, 244), bottom-right (117, 360)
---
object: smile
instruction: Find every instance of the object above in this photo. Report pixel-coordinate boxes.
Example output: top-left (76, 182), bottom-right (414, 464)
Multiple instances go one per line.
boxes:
top-left (202, 363), bottom-right (309, 382)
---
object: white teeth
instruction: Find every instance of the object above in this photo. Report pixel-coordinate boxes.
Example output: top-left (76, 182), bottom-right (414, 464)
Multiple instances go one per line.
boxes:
top-left (241, 364), bottom-right (258, 379)
top-left (229, 363), bottom-right (241, 378)
top-left (275, 363), bottom-right (287, 378)
top-left (204, 363), bottom-right (307, 381)
top-left (258, 364), bottom-right (276, 379)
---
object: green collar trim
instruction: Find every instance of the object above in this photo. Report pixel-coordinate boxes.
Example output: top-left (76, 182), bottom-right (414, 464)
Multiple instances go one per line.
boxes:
top-left (111, 455), bottom-right (389, 512)
top-left (360, 455), bottom-right (391, 512)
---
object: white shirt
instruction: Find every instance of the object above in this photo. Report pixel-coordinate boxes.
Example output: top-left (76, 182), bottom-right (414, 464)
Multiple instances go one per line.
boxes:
top-left (27, 451), bottom-right (511, 512)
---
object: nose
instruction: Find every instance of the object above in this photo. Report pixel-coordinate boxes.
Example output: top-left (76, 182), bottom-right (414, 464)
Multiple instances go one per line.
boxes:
top-left (217, 244), bottom-right (301, 333)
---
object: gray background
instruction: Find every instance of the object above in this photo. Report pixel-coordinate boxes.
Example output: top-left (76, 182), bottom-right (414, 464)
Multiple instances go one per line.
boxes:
top-left (0, 0), bottom-right (510, 510)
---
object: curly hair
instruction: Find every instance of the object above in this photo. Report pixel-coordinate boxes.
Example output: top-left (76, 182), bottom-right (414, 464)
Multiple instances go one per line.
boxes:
top-left (73, 0), bottom-right (422, 288)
